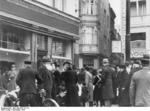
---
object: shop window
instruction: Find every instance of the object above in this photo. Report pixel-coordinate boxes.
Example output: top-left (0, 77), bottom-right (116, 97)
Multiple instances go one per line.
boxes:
top-left (37, 35), bottom-right (48, 50)
top-left (52, 39), bottom-right (65, 57)
top-left (0, 26), bottom-right (26, 51)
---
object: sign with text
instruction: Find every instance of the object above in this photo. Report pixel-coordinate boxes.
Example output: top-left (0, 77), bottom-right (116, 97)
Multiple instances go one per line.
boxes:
top-left (112, 41), bottom-right (122, 53)
top-left (131, 48), bottom-right (146, 58)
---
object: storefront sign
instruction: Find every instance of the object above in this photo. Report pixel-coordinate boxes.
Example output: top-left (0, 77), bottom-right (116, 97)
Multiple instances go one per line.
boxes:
top-left (112, 41), bottom-right (122, 53)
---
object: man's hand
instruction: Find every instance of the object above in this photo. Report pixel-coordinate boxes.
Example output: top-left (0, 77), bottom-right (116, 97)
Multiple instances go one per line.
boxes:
top-left (39, 89), bottom-right (46, 97)
top-left (59, 91), bottom-right (67, 97)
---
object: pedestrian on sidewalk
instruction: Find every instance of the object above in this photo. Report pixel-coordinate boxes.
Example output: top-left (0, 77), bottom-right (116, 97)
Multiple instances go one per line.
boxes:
top-left (93, 68), bottom-right (104, 106)
top-left (130, 58), bottom-right (150, 107)
top-left (7, 64), bottom-right (17, 92)
top-left (38, 56), bottom-right (53, 99)
top-left (84, 66), bottom-right (93, 107)
top-left (101, 58), bottom-right (114, 107)
top-left (117, 64), bottom-right (131, 106)
top-left (16, 61), bottom-right (43, 106)
top-left (61, 62), bottom-right (80, 106)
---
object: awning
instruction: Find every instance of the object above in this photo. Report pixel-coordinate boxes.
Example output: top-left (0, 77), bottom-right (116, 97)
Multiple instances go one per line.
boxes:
top-left (0, 48), bottom-right (30, 55)
top-left (52, 55), bottom-right (71, 60)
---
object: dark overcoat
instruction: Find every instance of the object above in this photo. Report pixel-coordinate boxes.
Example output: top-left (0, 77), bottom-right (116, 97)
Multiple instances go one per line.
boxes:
top-left (38, 65), bottom-right (53, 98)
top-left (101, 66), bottom-right (114, 100)
top-left (16, 67), bottom-right (42, 95)
top-left (61, 69), bottom-right (80, 106)
top-left (93, 74), bottom-right (103, 101)
top-left (118, 70), bottom-right (130, 106)
top-left (52, 70), bottom-right (61, 100)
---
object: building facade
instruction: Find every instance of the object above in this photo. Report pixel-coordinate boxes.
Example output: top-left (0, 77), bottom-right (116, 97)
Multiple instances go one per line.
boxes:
top-left (78, 0), bottom-right (113, 68)
top-left (121, 0), bottom-right (150, 60)
top-left (0, 0), bottom-right (80, 73)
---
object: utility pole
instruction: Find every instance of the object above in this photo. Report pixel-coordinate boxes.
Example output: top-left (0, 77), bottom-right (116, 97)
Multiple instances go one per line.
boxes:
top-left (126, 0), bottom-right (131, 61)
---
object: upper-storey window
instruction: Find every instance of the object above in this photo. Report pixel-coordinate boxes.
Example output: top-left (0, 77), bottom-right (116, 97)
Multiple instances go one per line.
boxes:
top-left (35, 0), bottom-right (65, 11)
top-left (130, 2), bottom-right (137, 16)
top-left (32, 0), bottom-right (79, 17)
top-left (130, 0), bottom-right (146, 16)
top-left (81, 0), bottom-right (97, 15)
top-left (81, 26), bottom-right (98, 45)
top-left (139, 0), bottom-right (146, 16)
top-left (36, 0), bottom-right (54, 7)
top-left (54, 0), bottom-right (64, 11)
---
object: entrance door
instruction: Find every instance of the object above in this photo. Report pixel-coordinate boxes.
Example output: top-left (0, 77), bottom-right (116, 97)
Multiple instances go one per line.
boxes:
top-left (83, 57), bottom-right (94, 67)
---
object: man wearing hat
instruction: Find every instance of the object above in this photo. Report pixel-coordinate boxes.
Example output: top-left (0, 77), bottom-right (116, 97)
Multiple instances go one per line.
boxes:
top-left (131, 60), bottom-right (142, 74)
top-left (130, 57), bottom-right (150, 106)
top-left (16, 61), bottom-right (42, 106)
top-left (38, 56), bottom-right (53, 99)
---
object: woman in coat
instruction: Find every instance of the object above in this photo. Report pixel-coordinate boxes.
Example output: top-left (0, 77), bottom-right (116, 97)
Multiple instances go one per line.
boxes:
top-left (93, 69), bottom-right (103, 106)
top-left (118, 64), bottom-right (131, 106)
top-left (85, 67), bottom-right (93, 106)
top-left (61, 62), bottom-right (80, 106)
top-left (7, 64), bottom-right (17, 92)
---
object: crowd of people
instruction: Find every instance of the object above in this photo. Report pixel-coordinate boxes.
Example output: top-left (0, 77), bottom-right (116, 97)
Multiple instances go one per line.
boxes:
top-left (0, 56), bottom-right (150, 107)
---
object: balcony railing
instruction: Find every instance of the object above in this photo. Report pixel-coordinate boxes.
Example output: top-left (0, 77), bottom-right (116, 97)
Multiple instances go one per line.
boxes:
top-left (79, 44), bottom-right (98, 54)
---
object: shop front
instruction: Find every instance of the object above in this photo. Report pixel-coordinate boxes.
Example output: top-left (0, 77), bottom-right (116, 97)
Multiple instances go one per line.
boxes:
top-left (0, 22), bottom-right (31, 73)
top-left (0, 0), bottom-right (80, 72)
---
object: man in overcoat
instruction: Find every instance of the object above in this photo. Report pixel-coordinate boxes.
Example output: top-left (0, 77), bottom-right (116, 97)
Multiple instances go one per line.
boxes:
top-left (38, 56), bottom-right (53, 99)
top-left (130, 58), bottom-right (150, 106)
top-left (16, 61), bottom-right (42, 106)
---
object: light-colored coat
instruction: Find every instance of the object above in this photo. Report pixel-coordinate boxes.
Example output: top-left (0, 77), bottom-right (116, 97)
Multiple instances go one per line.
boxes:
top-left (130, 67), bottom-right (150, 106)
top-left (85, 71), bottom-right (93, 102)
